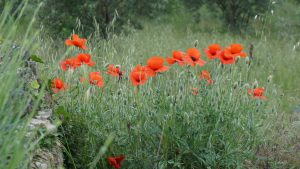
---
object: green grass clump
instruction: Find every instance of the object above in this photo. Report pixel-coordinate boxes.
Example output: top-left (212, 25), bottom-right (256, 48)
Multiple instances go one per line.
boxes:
top-left (0, 1), bottom-right (44, 169)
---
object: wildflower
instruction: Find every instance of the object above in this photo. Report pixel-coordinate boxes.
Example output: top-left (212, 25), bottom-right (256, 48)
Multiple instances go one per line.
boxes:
top-left (76, 53), bottom-right (95, 66)
top-left (89, 72), bottom-right (104, 87)
top-left (65, 34), bottom-right (88, 50)
top-left (183, 48), bottom-right (206, 67)
top-left (130, 67), bottom-right (148, 86)
top-left (108, 155), bottom-right (125, 169)
top-left (166, 50), bottom-right (185, 66)
top-left (219, 50), bottom-right (236, 65)
top-left (224, 44), bottom-right (247, 58)
top-left (192, 87), bottom-right (199, 95)
top-left (205, 44), bottom-right (222, 60)
top-left (199, 70), bottom-right (213, 84)
top-left (132, 64), bottom-right (156, 77)
top-left (60, 57), bottom-right (81, 71)
top-left (107, 64), bottom-right (125, 79)
top-left (52, 78), bottom-right (67, 93)
top-left (248, 87), bottom-right (267, 100)
top-left (146, 56), bottom-right (170, 73)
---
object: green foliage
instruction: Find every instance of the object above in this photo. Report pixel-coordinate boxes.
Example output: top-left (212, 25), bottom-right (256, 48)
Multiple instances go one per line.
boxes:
top-left (186, 0), bottom-right (270, 32)
top-left (0, 1), bottom-right (43, 169)
top-left (39, 0), bottom-right (176, 37)
top-left (214, 0), bottom-right (270, 31)
top-left (30, 54), bottom-right (44, 63)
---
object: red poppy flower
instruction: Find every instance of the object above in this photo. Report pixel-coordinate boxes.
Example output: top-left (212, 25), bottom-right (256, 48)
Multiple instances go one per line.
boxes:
top-left (224, 44), bottom-right (247, 58)
top-left (199, 70), bottom-right (213, 84)
top-left (60, 57), bottom-right (81, 71)
top-left (76, 53), bottom-right (95, 67)
top-left (183, 48), bottom-right (206, 67)
top-left (108, 155), bottom-right (125, 169)
top-left (248, 87), bottom-right (267, 100)
top-left (65, 34), bottom-right (88, 50)
top-left (219, 50), bottom-right (236, 65)
top-left (130, 65), bottom-right (149, 86)
top-left (205, 44), bottom-right (222, 60)
top-left (132, 64), bottom-right (156, 77)
top-left (107, 64), bottom-right (125, 78)
top-left (89, 72), bottom-right (104, 87)
top-left (146, 56), bottom-right (170, 73)
top-left (52, 78), bottom-right (67, 93)
top-left (166, 50), bottom-right (185, 66)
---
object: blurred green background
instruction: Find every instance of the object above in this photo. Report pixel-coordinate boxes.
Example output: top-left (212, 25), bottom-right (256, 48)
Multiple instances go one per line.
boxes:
top-left (2, 0), bottom-right (299, 39)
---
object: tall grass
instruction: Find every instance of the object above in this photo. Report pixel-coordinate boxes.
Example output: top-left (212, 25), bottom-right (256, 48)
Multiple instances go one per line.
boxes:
top-left (36, 22), bottom-right (300, 168)
top-left (0, 1), bottom-right (43, 169)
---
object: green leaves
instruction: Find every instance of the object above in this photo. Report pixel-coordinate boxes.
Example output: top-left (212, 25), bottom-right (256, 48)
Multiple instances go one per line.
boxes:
top-left (54, 106), bottom-right (70, 121)
top-left (30, 55), bottom-right (44, 63)
top-left (30, 80), bottom-right (40, 90)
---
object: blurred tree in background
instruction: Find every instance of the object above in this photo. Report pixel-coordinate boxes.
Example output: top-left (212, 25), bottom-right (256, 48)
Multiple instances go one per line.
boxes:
top-left (210, 0), bottom-right (270, 31)
top-left (1, 0), bottom-right (299, 39)
top-left (38, 0), bottom-right (176, 38)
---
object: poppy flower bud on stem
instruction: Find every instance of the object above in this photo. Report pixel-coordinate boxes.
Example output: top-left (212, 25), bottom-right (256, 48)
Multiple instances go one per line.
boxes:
top-left (245, 57), bottom-right (251, 66)
top-left (244, 83), bottom-right (250, 89)
top-left (267, 75), bottom-right (273, 83)
top-left (233, 81), bottom-right (239, 89)
top-left (235, 56), bottom-right (240, 64)
top-left (249, 44), bottom-right (254, 60)
top-left (253, 80), bottom-right (258, 89)
top-left (194, 40), bottom-right (199, 47)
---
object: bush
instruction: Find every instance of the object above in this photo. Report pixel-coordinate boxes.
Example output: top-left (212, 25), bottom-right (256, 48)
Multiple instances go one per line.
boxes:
top-left (38, 0), bottom-right (177, 38)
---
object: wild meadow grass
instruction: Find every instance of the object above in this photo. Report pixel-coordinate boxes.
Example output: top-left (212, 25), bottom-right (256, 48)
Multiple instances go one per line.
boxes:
top-left (1, 1), bottom-right (299, 168)
top-left (0, 1), bottom-right (45, 169)
top-left (36, 23), bottom-right (300, 168)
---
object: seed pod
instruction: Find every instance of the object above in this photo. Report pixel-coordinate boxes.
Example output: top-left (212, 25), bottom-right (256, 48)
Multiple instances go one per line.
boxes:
top-left (267, 75), bottom-right (273, 83)
top-left (244, 83), bottom-right (250, 89)
top-left (245, 57), bottom-right (251, 65)
top-left (252, 80), bottom-right (258, 88)
top-left (235, 56), bottom-right (240, 64)
top-left (233, 81), bottom-right (239, 89)
top-left (194, 40), bottom-right (199, 47)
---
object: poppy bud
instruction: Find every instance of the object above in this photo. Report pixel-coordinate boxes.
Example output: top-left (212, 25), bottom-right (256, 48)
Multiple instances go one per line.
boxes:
top-left (194, 40), bottom-right (199, 47)
top-left (233, 81), bottom-right (239, 89)
top-left (244, 83), bottom-right (250, 89)
top-left (267, 75), bottom-right (273, 83)
top-left (235, 56), bottom-right (240, 63)
top-left (85, 87), bottom-right (91, 101)
top-left (252, 80), bottom-right (258, 88)
top-left (245, 57), bottom-right (250, 65)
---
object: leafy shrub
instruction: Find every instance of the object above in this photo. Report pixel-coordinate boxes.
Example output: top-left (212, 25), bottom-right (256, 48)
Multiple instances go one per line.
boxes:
top-left (38, 0), bottom-right (177, 38)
